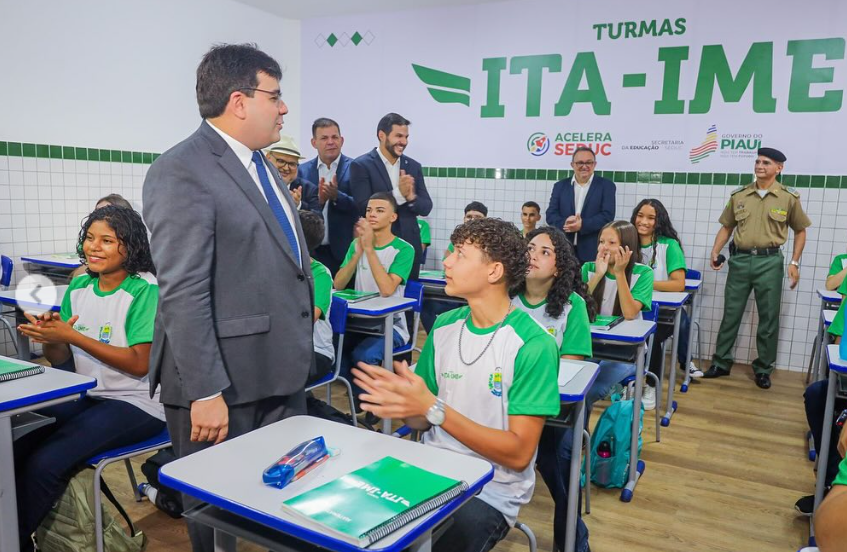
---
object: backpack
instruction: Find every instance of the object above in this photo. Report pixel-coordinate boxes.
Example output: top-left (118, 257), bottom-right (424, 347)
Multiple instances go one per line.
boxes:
top-left (36, 467), bottom-right (146, 552)
top-left (589, 397), bottom-right (644, 488)
top-left (306, 393), bottom-right (376, 432)
top-left (139, 448), bottom-right (184, 519)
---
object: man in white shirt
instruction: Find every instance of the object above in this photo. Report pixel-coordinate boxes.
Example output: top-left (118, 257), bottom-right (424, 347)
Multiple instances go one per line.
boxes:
top-left (350, 112), bottom-right (433, 281)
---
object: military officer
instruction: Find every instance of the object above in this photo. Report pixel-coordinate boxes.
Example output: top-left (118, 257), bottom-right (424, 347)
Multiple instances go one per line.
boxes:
top-left (703, 147), bottom-right (812, 389)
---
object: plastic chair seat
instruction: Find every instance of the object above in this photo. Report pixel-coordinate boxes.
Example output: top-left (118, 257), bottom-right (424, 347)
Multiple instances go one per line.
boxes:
top-left (87, 428), bottom-right (171, 466)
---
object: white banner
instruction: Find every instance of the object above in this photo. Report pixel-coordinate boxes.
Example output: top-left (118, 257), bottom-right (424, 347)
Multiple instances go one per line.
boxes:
top-left (300, 0), bottom-right (847, 174)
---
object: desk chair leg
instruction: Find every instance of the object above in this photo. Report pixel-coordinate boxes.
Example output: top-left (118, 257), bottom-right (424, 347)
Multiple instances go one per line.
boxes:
top-left (806, 335), bottom-right (820, 385)
top-left (514, 522), bottom-right (537, 552)
top-left (1, 316), bottom-right (18, 355)
top-left (124, 459), bottom-right (142, 502)
top-left (583, 428), bottom-right (591, 515)
top-left (93, 463), bottom-right (107, 552)
top-left (645, 372), bottom-right (661, 442)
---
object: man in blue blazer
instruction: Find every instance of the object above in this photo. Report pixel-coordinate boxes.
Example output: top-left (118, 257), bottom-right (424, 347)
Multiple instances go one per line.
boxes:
top-left (546, 147), bottom-right (616, 263)
top-left (298, 118), bottom-right (356, 274)
top-left (350, 113), bottom-right (432, 280)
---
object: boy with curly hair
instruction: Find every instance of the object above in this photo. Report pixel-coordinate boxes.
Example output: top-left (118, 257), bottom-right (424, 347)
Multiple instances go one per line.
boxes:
top-left (353, 218), bottom-right (560, 552)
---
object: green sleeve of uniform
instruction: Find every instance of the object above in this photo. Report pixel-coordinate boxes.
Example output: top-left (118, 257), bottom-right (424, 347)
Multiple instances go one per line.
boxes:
top-left (415, 330), bottom-right (439, 396)
top-left (311, 260), bottom-right (332, 320)
top-left (631, 266), bottom-right (654, 312)
top-left (561, 295), bottom-right (592, 358)
top-left (829, 255), bottom-right (847, 277)
top-left (508, 334), bottom-right (561, 416)
top-left (838, 275), bottom-right (847, 296)
top-left (125, 283), bottom-right (158, 346)
top-left (829, 275), bottom-right (847, 337)
top-left (833, 457), bottom-right (847, 487)
top-left (447, 242), bottom-right (454, 253)
top-left (59, 274), bottom-right (89, 322)
top-left (389, 240), bottom-right (415, 284)
top-left (665, 239), bottom-right (686, 275)
top-left (581, 262), bottom-right (594, 283)
top-left (340, 240), bottom-right (358, 270)
top-left (418, 219), bottom-right (431, 245)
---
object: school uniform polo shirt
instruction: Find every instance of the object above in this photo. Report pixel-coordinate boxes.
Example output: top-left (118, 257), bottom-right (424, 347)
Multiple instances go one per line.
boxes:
top-left (512, 292), bottom-right (592, 358)
top-left (639, 236), bottom-right (686, 282)
top-left (581, 262), bottom-right (654, 318)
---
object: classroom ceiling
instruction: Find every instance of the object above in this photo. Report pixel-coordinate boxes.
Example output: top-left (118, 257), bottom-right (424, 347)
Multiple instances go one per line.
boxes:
top-left (232, 0), bottom-right (510, 19)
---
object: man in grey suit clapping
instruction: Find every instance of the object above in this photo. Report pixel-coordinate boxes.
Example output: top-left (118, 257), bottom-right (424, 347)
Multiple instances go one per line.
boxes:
top-left (143, 43), bottom-right (314, 552)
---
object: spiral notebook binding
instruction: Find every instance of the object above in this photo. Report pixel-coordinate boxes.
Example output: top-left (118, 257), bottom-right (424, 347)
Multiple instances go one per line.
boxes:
top-left (363, 480), bottom-right (469, 545)
top-left (0, 365), bottom-right (45, 382)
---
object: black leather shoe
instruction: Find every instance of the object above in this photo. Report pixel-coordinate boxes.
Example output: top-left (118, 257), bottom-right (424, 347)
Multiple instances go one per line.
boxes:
top-left (702, 365), bottom-right (730, 378)
top-left (755, 373), bottom-right (772, 389)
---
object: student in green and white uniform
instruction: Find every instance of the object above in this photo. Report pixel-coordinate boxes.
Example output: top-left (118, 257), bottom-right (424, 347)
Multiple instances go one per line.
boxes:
top-left (815, 456), bottom-right (847, 548)
top-left (14, 206), bottom-right (165, 544)
top-left (422, 202), bottom-right (489, 333)
top-left (299, 211), bottom-right (336, 386)
top-left (827, 253), bottom-right (847, 292)
top-left (334, 193), bottom-right (414, 407)
top-left (582, 220), bottom-right (654, 406)
top-left (512, 226), bottom-right (595, 552)
top-left (417, 217), bottom-right (431, 255)
top-left (631, 199), bottom-right (701, 411)
top-left (351, 218), bottom-right (560, 552)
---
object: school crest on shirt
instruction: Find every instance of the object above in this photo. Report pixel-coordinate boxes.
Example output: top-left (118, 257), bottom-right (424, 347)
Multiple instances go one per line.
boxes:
top-left (98, 323), bottom-right (113, 344)
top-left (546, 326), bottom-right (557, 337)
top-left (488, 366), bottom-right (503, 397)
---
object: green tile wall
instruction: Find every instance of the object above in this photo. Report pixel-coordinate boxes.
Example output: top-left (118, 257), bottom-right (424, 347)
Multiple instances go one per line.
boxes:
top-left (0, 140), bottom-right (159, 164)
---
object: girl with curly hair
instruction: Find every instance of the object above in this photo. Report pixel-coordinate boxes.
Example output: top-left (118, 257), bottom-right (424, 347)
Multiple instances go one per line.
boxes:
top-left (512, 226), bottom-right (596, 552)
top-left (631, 199), bottom-right (702, 410)
top-left (15, 206), bottom-right (164, 550)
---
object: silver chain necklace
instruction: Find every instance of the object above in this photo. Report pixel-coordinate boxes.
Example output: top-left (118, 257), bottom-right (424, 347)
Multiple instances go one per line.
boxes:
top-left (458, 305), bottom-right (513, 366)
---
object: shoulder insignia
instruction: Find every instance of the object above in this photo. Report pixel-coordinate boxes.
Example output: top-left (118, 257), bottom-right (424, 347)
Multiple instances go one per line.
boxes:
top-left (730, 186), bottom-right (747, 196)
top-left (785, 186), bottom-right (800, 198)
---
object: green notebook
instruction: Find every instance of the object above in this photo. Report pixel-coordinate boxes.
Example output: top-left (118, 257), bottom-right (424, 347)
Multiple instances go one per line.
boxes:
top-left (590, 315), bottom-right (623, 331)
top-left (418, 270), bottom-right (445, 280)
top-left (282, 456), bottom-right (468, 547)
top-left (0, 358), bottom-right (45, 383)
top-left (332, 289), bottom-right (380, 304)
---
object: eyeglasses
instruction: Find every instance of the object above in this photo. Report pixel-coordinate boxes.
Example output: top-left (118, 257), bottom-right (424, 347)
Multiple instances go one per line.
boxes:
top-left (275, 160), bottom-right (299, 169)
top-left (239, 87), bottom-right (284, 105)
top-left (573, 161), bottom-right (596, 167)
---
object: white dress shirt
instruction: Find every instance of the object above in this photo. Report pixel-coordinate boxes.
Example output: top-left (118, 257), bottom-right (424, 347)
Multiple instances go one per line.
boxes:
top-left (572, 173), bottom-right (594, 245)
top-left (318, 157), bottom-right (340, 245)
top-left (376, 147), bottom-right (407, 206)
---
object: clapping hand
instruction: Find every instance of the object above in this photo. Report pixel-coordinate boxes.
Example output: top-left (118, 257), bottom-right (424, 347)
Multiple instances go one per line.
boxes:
top-left (612, 246), bottom-right (632, 276)
top-left (399, 170), bottom-right (416, 202)
top-left (595, 248), bottom-right (611, 275)
top-left (18, 311), bottom-right (79, 344)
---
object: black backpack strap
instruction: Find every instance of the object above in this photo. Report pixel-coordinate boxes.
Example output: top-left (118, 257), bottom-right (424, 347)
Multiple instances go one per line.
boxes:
top-left (99, 476), bottom-right (140, 537)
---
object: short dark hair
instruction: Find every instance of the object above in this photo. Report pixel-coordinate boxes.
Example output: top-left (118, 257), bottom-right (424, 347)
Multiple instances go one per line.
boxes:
top-left (78, 205), bottom-right (155, 277)
top-left (312, 117), bottom-right (341, 137)
top-left (464, 201), bottom-right (488, 216)
top-left (369, 192), bottom-right (398, 212)
top-left (196, 43), bottom-right (282, 119)
top-left (521, 201), bottom-right (540, 212)
top-left (298, 210), bottom-right (325, 253)
top-left (96, 193), bottom-right (133, 210)
top-left (572, 146), bottom-right (596, 160)
top-left (450, 218), bottom-right (528, 291)
top-left (377, 113), bottom-right (411, 137)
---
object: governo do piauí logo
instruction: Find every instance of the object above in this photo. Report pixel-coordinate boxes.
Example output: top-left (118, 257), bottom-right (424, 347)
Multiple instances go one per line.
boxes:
top-left (527, 133), bottom-right (550, 156)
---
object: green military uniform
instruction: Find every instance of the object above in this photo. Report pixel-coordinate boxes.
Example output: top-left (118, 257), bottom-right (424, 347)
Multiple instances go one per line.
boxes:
top-left (712, 181), bottom-right (812, 374)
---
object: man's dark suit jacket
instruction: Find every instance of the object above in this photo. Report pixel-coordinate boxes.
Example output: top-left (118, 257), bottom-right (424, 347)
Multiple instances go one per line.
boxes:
top-left (546, 175), bottom-right (616, 263)
top-left (297, 154), bottom-right (356, 263)
top-left (350, 148), bottom-right (432, 272)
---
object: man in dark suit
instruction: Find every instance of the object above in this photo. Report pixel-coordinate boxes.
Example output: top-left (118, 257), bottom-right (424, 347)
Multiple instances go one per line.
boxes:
top-left (350, 113), bottom-right (432, 280)
top-left (298, 118), bottom-right (356, 274)
top-left (265, 136), bottom-right (320, 214)
top-left (546, 147), bottom-right (616, 263)
top-left (142, 44), bottom-right (313, 552)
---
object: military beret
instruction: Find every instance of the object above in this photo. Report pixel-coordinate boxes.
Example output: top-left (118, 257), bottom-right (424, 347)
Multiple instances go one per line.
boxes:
top-left (758, 147), bottom-right (786, 163)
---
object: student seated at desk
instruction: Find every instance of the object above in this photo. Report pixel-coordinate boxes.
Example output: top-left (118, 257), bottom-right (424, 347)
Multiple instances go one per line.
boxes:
top-left (582, 220), bottom-right (654, 407)
top-left (826, 252), bottom-right (847, 291)
top-left (815, 456), bottom-right (847, 552)
top-left (631, 199), bottom-right (701, 410)
top-left (512, 226), bottom-right (595, 552)
top-left (420, 202), bottom-right (488, 333)
top-left (333, 192), bottom-right (414, 411)
top-left (353, 218), bottom-right (560, 552)
top-left (417, 217), bottom-right (431, 257)
top-left (15, 206), bottom-right (164, 552)
top-left (69, 194), bottom-right (134, 281)
top-left (299, 210), bottom-right (335, 385)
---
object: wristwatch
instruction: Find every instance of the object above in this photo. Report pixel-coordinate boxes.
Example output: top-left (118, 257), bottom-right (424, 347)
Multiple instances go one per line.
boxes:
top-left (790, 260), bottom-right (800, 268)
top-left (425, 398), bottom-right (446, 426)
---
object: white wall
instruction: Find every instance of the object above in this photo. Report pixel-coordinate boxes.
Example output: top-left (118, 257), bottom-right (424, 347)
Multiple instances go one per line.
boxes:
top-left (0, 0), bottom-right (301, 355)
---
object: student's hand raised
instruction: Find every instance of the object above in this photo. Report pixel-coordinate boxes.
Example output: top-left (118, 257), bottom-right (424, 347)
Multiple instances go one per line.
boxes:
top-left (18, 312), bottom-right (79, 344)
top-left (352, 361), bottom-right (435, 420)
top-left (190, 395), bottom-right (229, 445)
top-left (357, 219), bottom-right (375, 251)
top-left (612, 246), bottom-right (632, 276)
top-left (595, 249), bottom-right (611, 275)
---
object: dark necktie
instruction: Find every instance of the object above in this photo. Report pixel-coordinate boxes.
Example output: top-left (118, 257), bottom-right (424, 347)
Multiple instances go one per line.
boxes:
top-left (252, 151), bottom-right (300, 263)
